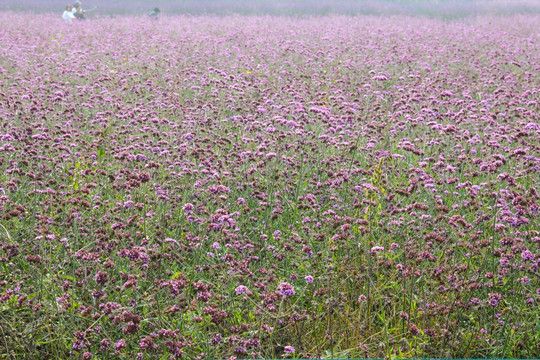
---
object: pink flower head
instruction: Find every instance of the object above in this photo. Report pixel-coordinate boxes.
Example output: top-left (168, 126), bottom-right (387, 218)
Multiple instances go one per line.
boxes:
top-left (114, 339), bottom-right (126, 350)
top-left (279, 282), bottom-right (295, 297)
top-left (284, 345), bottom-right (295, 353)
top-left (235, 285), bottom-right (248, 295)
top-left (370, 246), bottom-right (385, 255)
top-left (521, 250), bottom-right (535, 261)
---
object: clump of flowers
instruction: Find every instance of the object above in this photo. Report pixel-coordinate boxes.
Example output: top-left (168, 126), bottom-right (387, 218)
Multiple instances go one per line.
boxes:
top-left (279, 282), bottom-right (295, 297)
top-left (284, 346), bottom-right (295, 354)
top-left (235, 285), bottom-right (248, 295)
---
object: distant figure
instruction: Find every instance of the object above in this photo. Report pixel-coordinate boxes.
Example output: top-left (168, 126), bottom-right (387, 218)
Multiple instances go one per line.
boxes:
top-left (62, 4), bottom-right (76, 23)
top-left (148, 7), bottom-right (160, 19)
top-left (72, 1), bottom-right (85, 20)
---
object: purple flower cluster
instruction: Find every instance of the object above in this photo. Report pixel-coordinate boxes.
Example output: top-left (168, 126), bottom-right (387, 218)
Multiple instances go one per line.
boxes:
top-left (235, 285), bottom-right (248, 295)
top-left (279, 282), bottom-right (295, 297)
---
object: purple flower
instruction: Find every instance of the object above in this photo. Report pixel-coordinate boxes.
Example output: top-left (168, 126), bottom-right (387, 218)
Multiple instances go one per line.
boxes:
top-left (100, 338), bottom-right (111, 351)
top-left (94, 271), bottom-right (108, 286)
top-left (139, 336), bottom-right (157, 350)
top-left (284, 345), bottom-right (295, 353)
top-left (521, 250), bottom-right (535, 261)
top-left (279, 282), bottom-right (295, 297)
top-left (114, 339), bottom-right (126, 350)
top-left (370, 246), bottom-right (385, 255)
top-left (408, 322), bottom-right (420, 336)
top-left (210, 333), bottom-right (222, 345)
top-left (489, 293), bottom-right (501, 307)
top-left (183, 203), bottom-right (194, 213)
top-left (235, 285), bottom-right (248, 295)
top-left (305, 275), bottom-right (314, 283)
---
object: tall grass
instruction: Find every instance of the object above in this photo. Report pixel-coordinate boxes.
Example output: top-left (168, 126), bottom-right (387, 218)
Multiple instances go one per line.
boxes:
top-left (0, 12), bottom-right (538, 359)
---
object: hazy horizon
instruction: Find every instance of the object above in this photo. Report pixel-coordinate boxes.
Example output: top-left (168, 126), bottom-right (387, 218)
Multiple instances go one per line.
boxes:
top-left (1, 0), bottom-right (539, 17)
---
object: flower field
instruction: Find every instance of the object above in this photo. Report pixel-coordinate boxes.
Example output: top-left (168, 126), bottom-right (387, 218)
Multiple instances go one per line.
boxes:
top-left (0, 11), bottom-right (539, 359)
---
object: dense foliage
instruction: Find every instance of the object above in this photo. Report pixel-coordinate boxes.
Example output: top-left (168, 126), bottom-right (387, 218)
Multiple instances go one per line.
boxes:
top-left (0, 12), bottom-right (538, 359)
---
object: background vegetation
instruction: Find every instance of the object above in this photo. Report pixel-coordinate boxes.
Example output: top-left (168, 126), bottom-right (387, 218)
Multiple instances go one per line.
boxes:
top-left (1, 0), bottom-right (539, 17)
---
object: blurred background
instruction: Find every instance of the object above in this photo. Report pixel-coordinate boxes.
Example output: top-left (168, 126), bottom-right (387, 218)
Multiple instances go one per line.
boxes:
top-left (1, 0), bottom-right (539, 17)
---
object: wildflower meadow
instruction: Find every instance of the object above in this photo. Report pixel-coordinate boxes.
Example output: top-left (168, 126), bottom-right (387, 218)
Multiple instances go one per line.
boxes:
top-left (0, 9), bottom-right (538, 359)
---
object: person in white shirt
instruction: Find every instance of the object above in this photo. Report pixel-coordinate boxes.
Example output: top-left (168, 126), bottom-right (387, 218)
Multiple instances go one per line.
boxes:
top-left (62, 4), bottom-right (76, 23)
